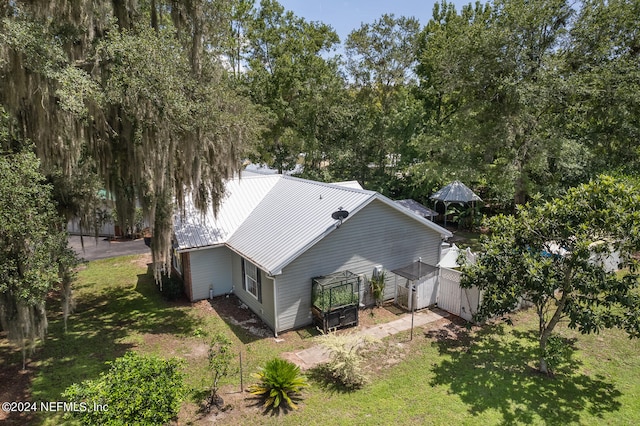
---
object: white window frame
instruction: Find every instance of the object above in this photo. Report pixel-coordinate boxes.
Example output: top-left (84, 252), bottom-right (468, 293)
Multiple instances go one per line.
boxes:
top-left (244, 260), bottom-right (260, 300)
top-left (172, 249), bottom-right (182, 275)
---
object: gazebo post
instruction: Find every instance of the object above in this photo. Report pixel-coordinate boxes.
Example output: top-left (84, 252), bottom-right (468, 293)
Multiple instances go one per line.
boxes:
top-left (444, 201), bottom-right (450, 228)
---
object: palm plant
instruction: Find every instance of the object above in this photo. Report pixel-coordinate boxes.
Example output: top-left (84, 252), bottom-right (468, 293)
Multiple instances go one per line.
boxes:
top-left (248, 358), bottom-right (308, 411)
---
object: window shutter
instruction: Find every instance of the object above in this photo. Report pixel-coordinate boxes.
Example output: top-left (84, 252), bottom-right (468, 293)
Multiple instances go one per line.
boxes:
top-left (257, 269), bottom-right (262, 303)
top-left (241, 259), bottom-right (246, 291)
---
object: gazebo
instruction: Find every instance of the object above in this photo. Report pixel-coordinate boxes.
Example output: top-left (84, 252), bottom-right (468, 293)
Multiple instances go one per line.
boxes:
top-left (430, 181), bottom-right (482, 227)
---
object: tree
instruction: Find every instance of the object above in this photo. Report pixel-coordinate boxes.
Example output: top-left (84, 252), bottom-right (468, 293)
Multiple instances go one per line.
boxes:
top-left (415, 0), bottom-right (578, 207)
top-left (0, 149), bottom-right (76, 369)
top-left (206, 333), bottom-right (234, 411)
top-left (461, 176), bottom-right (640, 374)
top-left (344, 14), bottom-right (422, 188)
top-left (564, 0), bottom-right (640, 175)
top-left (1, 1), bottom-right (262, 280)
top-left (243, 0), bottom-right (340, 173)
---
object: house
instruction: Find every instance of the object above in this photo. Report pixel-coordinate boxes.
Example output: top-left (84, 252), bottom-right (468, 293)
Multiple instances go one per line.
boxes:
top-left (172, 171), bottom-right (452, 335)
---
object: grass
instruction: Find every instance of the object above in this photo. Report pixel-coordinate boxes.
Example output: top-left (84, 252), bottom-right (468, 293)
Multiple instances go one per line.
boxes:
top-left (4, 253), bottom-right (640, 425)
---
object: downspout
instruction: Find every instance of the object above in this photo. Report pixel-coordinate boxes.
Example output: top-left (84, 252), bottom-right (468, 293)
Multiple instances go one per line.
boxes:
top-left (271, 276), bottom-right (279, 337)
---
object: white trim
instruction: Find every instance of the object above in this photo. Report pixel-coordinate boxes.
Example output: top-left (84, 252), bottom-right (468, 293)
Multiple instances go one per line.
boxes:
top-left (243, 260), bottom-right (260, 300)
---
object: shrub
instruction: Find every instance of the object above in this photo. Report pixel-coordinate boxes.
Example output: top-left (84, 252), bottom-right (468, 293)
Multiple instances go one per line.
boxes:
top-left (161, 274), bottom-right (184, 300)
top-left (63, 351), bottom-right (185, 425)
top-left (206, 333), bottom-right (234, 410)
top-left (248, 358), bottom-right (308, 411)
top-left (316, 331), bottom-right (375, 390)
top-left (369, 271), bottom-right (386, 307)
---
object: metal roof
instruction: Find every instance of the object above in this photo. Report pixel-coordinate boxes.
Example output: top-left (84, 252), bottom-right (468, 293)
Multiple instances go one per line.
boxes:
top-left (332, 180), bottom-right (364, 190)
top-left (173, 173), bottom-right (280, 250)
top-left (395, 199), bottom-right (438, 218)
top-left (174, 173), bottom-right (453, 275)
top-left (227, 176), bottom-right (376, 274)
top-left (430, 181), bottom-right (482, 203)
top-left (391, 261), bottom-right (439, 281)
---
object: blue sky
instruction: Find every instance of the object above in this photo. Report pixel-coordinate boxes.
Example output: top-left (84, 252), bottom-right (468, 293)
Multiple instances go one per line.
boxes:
top-left (277, 0), bottom-right (473, 44)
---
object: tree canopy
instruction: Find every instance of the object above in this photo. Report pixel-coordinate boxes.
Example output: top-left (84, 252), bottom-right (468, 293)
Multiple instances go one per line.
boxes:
top-left (461, 176), bottom-right (640, 374)
top-left (0, 1), bottom-right (262, 279)
top-left (0, 149), bottom-right (76, 369)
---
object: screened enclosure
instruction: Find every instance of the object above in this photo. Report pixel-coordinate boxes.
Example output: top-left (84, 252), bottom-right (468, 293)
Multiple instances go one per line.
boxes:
top-left (311, 270), bottom-right (360, 332)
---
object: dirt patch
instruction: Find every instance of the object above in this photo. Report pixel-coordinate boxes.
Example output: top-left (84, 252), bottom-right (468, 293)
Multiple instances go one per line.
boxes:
top-left (131, 252), bottom-right (152, 269)
top-left (0, 338), bottom-right (36, 425)
top-left (205, 295), bottom-right (273, 338)
top-left (358, 303), bottom-right (402, 329)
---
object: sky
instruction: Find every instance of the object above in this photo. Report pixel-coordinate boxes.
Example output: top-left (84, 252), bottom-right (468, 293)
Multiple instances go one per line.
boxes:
top-left (276, 0), bottom-right (473, 44)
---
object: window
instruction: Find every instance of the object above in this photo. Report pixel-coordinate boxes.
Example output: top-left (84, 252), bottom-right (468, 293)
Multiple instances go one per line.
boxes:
top-left (243, 259), bottom-right (262, 302)
top-left (172, 249), bottom-right (182, 275)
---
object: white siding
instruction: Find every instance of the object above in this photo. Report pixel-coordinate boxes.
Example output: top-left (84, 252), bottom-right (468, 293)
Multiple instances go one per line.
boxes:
top-left (276, 199), bottom-right (443, 332)
top-left (189, 247), bottom-right (233, 300)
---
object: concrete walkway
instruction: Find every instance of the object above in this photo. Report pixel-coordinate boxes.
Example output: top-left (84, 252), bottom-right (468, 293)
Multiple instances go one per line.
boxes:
top-left (286, 308), bottom-right (450, 370)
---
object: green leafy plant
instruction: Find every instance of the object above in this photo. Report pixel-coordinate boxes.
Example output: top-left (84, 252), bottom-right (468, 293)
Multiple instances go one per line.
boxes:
top-left (541, 334), bottom-right (574, 375)
top-left (63, 351), bottom-right (185, 425)
top-left (207, 333), bottom-right (234, 411)
top-left (449, 205), bottom-right (483, 230)
top-left (369, 271), bottom-right (386, 307)
top-left (316, 331), bottom-right (375, 390)
top-left (160, 274), bottom-right (184, 300)
top-left (313, 284), bottom-right (358, 312)
top-left (248, 358), bottom-right (308, 411)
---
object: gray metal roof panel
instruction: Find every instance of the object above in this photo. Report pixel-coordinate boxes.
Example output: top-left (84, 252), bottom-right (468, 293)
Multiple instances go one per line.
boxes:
top-left (227, 176), bottom-right (375, 274)
top-left (430, 180), bottom-right (482, 203)
top-left (395, 199), bottom-right (438, 218)
top-left (173, 174), bottom-right (280, 250)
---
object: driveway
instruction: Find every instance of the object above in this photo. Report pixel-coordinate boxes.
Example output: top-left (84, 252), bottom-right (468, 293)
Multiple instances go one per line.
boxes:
top-left (68, 235), bottom-right (150, 261)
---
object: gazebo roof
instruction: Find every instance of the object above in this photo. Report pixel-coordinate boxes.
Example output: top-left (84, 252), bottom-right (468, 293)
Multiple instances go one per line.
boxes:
top-left (430, 181), bottom-right (482, 203)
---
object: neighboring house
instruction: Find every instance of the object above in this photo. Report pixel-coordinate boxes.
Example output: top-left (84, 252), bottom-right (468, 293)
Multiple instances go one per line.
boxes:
top-left (67, 190), bottom-right (149, 238)
top-left (172, 171), bottom-right (452, 335)
top-left (67, 189), bottom-right (116, 237)
top-left (394, 199), bottom-right (438, 221)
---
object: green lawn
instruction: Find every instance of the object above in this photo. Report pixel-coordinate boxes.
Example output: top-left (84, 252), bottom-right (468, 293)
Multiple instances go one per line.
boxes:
top-left (6, 254), bottom-right (639, 425)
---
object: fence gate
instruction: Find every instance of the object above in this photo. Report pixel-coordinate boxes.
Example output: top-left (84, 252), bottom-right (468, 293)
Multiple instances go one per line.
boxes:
top-left (438, 267), bottom-right (462, 317)
top-left (392, 261), bottom-right (439, 311)
top-left (437, 267), bottom-right (481, 322)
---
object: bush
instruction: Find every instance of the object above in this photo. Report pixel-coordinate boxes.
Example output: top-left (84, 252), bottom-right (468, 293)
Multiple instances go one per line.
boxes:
top-left (161, 274), bottom-right (184, 300)
top-left (206, 333), bottom-right (234, 411)
top-left (63, 351), bottom-right (185, 425)
top-left (248, 358), bottom-right (308, 411)
top-left (316, 331), bottom-right (375, 390)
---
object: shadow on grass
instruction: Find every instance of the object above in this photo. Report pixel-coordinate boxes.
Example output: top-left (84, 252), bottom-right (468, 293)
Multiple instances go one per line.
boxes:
top-left (306, 364), bottom-right (355, 395)
top-left (425, 322), bottom-right (621, 425)
top-left (29, 268), bottom-right (199, 404)
top-left (246, 392), bottom-right (303, 416)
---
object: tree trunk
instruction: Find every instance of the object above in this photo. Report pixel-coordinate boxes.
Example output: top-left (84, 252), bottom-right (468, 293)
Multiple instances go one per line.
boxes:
top-left (537, 273), bottom-right (570, 374)
top-left (539, 331), bottom-right (550, 375)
